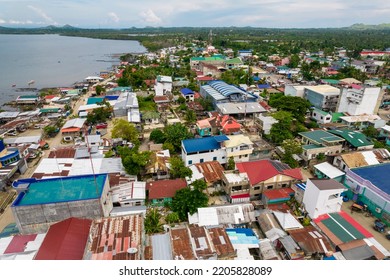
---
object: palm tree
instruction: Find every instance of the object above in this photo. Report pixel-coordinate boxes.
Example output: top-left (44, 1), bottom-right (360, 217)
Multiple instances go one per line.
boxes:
top-left (144, 208), bottom-right (164, 234)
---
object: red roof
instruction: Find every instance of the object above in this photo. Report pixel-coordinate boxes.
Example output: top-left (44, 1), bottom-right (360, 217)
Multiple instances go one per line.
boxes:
top-left (236, 160), bottom-right (303, 185)
top-left (44, 95), bottom-right (57, 100)
top-left (231, 193), bottom-right (250, 199)
top-left (263, 187), bottom-right (294, 200)
top-left (259, 101), bottom-right (272, 111)
top-left (34, 217), bottom-right (92, 260)
top-left (197, 76), bottom-right (214, 81)
top-left (4, 234), bottom-right (37, 254)
top-left (147, 179), bottom-right (187, 199)
top-left (194, 92), bottom-right (201, 99)
top-left (220, 115), bottom-right (241, 134)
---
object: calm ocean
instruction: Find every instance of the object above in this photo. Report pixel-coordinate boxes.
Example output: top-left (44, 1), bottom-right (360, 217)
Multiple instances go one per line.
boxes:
top-left (0, 34), bottom-right (146, 108)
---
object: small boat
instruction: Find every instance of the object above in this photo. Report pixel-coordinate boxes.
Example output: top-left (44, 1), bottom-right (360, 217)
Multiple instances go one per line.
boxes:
top-left (28, 80), bottom-right (35, 85)
top-left (11, 84), bottom-right (16, 87)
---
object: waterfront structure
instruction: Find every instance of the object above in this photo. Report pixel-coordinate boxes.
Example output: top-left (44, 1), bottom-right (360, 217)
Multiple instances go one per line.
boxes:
top-left (11, 174), bottom-right (112, 234)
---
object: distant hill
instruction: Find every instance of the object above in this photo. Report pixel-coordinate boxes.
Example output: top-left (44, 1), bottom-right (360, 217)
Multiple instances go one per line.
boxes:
top-left (348, 23), bottom-right (390, 30)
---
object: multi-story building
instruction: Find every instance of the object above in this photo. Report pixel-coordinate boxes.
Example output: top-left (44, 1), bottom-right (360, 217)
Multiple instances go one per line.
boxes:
top-left (337, 86), bottom-right (383, 116)
top-left (304, 85), bottom-right (340, 111)
top-left (299, 130), bottom-right (344, 161)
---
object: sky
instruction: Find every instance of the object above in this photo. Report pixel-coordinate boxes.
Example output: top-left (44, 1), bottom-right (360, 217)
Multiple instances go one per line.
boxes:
top-left (0, 0), bottom-right (389, 29)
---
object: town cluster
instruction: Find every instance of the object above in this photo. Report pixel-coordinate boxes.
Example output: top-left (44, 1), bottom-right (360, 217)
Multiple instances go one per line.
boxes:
top-left (0, 37), bottom-right (389, 260)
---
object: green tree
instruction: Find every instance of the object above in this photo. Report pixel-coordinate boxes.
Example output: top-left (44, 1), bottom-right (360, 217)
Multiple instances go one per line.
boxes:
top-left (162, 142), bottom-right (175, 154)
top-left (111, 119), bottom-right (140, 146)
top-left (95, 85), bottom-right (105, 95)
top-left (281, 139), bottom-right (303, 155)
top-left (149, 129), bottom-right (166, 144)
top-left (169, 156), bottom-right (192, 179)
top-left (163, 123), bottom-right (193, 152)
top-left (43, 125), bottom-right (58, 138)
top-left (269, 95), bottom-right (311, 123)
top-left (177, 96), bottom-right (186, 104)
top-left (171, 179), bottom-right (208, 221)
top-left (165, 212), bottom-right (180, 224)
top-left (117, 146), bottom-right (151, 176)
top-left (144, 208), bottom-right (164, 234)
top-left (269, 111), bottom-right (294, 144)
top-left (227, 156), bottom-right (235, 170)
top-left (362, 126), bottom-right (379, 139)
top-left (86, 104), bottom-right (112, 125)
top-left (184, 109), bottom-right (196, 125)
top-left (288, 54), bottom-right (300, 68)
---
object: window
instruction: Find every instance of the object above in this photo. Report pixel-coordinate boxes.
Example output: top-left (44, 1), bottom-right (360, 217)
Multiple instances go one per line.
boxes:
top-left (254, 186), bottom-right (260, 191)
top-left (266, 185), bottom-right (273, 190)
top-left (200, 158), bottom-right (204, 163)
top-left (232, 186), bottom-right (242, 191)
top-left (188, 160), bottom-right (192, 165)
top-left (281, 183), bottom-right (288, 188)
top-left (213, 157), bottom-right (217, 161)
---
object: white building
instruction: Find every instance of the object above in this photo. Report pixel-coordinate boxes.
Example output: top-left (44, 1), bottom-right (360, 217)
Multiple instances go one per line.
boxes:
top-left (154, 75), bottom-right (172, 96)
top-left (111, 181), bottom-right (146, 207)
top-left (337, 87), bottom-right (382, 116)
top-left (339, 114), bottom-right (386, 130)
top-left (303, 178), bottom-right (346, 219)
top-left (181, 134), bottom-right (254, 167)
top-left (284, 84), bottom-right (306, 98)
top-left (256, 114), bottom-right (278, 135)
top-left (310, 108), bottom-right (332, 124)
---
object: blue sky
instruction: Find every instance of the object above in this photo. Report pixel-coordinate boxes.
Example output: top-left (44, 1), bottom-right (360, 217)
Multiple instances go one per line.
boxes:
top-left (0, 0), bottom-right (389, 28)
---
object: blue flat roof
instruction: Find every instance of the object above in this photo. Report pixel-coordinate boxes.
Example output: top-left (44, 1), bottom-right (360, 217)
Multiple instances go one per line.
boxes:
top-left (180, 88), bottom-right (194, 95)
top-left (182, 136), bottom-right (226, 154)
top-left (352, 163), bottom-right (390, 195)
top-left (12, 174), bottom-right (107, 206)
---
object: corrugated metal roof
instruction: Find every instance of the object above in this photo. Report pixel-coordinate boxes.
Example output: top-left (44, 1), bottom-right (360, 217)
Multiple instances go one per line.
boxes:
top-left (170, 227), bottom-right (196, 260)
top-left (35, 218), bottom-right (92, 260)
top-left (182, 136), bottom-right (223, 154)
top-left (151, 233), bottom-right (173, 260)
top-left (314, 162), bottom-right (345, 178)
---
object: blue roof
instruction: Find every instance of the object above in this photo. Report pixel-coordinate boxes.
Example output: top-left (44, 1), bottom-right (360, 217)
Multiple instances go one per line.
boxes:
top-left (258, 84), bottom-right (271, 89)
top-left (352, 164), bottom-right (390, 196)
top-left (182, 136), bottom-right (226, 154)
top-left (295, 182), bottom-right (306, 191)
top-left (180, 88), bottom-right (194, 95)
top-left (226, 228), bottom-right (258, 244)
top-left (12, 174), bottom-right (108, 206)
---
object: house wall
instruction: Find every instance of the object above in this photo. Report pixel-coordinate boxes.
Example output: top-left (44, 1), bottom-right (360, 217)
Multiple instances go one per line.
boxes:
top-left (284, 85), bottom-right (305, 98)
top-left (302, 145), bottom-right (342, 160)
top-left (305, 89), bottom-right (339, 111)
top-left (249, 175), bottom-right (295, 199)
top-left (225, 144), bottom-right (253, 163)
top-left (155, 82), bottom-right (172, 96)
top-left (311, 111), bottom-right (332, 124)
top-left (303, 180), bottom-right (344, 219)
top-left (182, 148), bottom-right (226, 166)
top-left (337, 87), bottom-right (381, 116)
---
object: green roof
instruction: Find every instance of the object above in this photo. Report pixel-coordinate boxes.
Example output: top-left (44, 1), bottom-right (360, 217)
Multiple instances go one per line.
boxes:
top-left (40, 108), bottom-right (60, 113)
top-left (225, 58), bottom-right (242, 64)
top-left (87, 97), bottom-right (105, 105)
top-left (299, 130), bottom-right (344, 145)
top-left (107, 87), bottom-right (132, 92)
top-left (332, 112), bottom-right (345, 122)
top-left (191, 56), bottom-right (225, 61)
top-left (321, 79), bottom-right (340, 85)
top-left (312, 108), bottom-right (331, 116)
top-left (303, 144), bottom-right (323, 150)
top-left (328, 129), bottom-right (373, 147)
top-left (142, 111), bottom-right (160, 119)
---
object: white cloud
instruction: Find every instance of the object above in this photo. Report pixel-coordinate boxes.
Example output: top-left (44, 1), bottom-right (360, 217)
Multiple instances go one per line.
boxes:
top-left (108, 12), bottom-right (119, 23)
top-left (27, 5), bottom-right (58, 25)
top-left (0, 18), bottom-right (6, 24)
top-left (139, 9), bottom-right (162, 24)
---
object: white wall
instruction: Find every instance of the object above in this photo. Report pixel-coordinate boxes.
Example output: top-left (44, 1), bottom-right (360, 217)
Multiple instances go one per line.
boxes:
top-left (182, 149), bottom-right (226, 166)
top-left (154, 82), bottom-right (172, 96)
top-left (337, 87), bottom-right (381, 115)
top-left (284, 85), bottom-right (306, 98)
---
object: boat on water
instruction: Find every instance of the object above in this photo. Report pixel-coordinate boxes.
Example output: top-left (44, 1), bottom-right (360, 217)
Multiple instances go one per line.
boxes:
top-left (28, 80), bottom-right (35, 85)
top-left (11, 84), bottom-right (16, 87)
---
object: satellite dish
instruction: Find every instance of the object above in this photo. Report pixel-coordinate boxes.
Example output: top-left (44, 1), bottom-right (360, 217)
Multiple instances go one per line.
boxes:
top-left (127, 248), bottom-right (138, 254)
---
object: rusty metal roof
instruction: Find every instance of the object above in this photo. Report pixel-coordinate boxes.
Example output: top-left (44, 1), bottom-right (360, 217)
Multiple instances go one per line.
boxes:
top-left (188, 225), bottom-right (214, 259)
top-left (207, 227), bottom-right (235, 259)
top-left (288, 226), bottom-right (334, 255)
top-left (86, 215), bottom-right (143, 260)
top-left (170, 227), bottom-right (196, 260)
top-left (48, 147), bottom-right (76, 158)
top-left (194, 161), bottom-right (225, 184)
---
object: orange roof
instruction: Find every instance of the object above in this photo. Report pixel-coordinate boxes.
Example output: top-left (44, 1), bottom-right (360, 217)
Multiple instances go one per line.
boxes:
top-left (61, 127), bottom-right (81, 133)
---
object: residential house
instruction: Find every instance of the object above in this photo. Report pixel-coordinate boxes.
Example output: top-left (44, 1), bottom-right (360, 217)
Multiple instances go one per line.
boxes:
top-left (188, 160), bottom-right (225, 187)
top-left (61, 118), bottom-right (87, 137)
top-left (182, 135), bottom-right (229, 166)
top-left (83, 215), bottom-right (144, 260)
top-left (142, 111), bottom-right (160, 125)
top-left (0, 233), bottom-right (46, 260)
top-left (218, 115), bottom-right (241, 135)
top-left (225, 57), bottom-right (243, 69)
top-left (155, 75), bottom-right (172, 96)
top-left (180, 88), bottom-right (195, 102)
top-left (34, 217), bottom-right (92, 260)
top-left (262, 188), bottom-right (295, 207)
top-left (146, 179), bottom-right (187, 206)
top-left (15, 95), bottom-right (40, 105)
top-left (223, 134), bottom-right (254, 164)
top-left (145, 150), bottom-right (170, 180)
top-left (196, 119), bottom-right (212, 137)
top-left (170, 226), bottom-right (196, 260)
top-left (328, 129), bottom-right (374, 151)
top-left (113, 91), bottom-right (140, 123)
top-left (84, 76), bottom-right (103, 84)
top-left (339, 114), bottom-right (386, 130)
top-left (153, 95), bottom-right (170, 112)
top-left (332, 149), bottom-right (390, 171)
top-left (299, 130), bottom-right (344, 161)
top-left (311, 108), bottom-right (332, 124)
top-left (284, 84), bottom-right (306, 98)
top-left (221, 170), bottom-right (251, 203)
top-left (111, 181), bottom-right (146, 207)
top-left (304, 85), bottom-right (340, 111)
top-left (256, 114), bottom-right (278, 135)
top-left (215, 102), bottom-right (266, 120)
top-left (236, 159), bottom-right (303, 200)
top-left (313, 162), bottom-right (345, 182)
top-left (302, 178), bottom-right (346, 219)
top-left (238, 50), bottom-right (253, 59)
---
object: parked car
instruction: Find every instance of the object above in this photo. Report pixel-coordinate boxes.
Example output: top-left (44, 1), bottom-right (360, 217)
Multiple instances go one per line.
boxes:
top-left (374, 220), bottom-right (386, 232)
top-left (96, 123), bottom-right (108, 129)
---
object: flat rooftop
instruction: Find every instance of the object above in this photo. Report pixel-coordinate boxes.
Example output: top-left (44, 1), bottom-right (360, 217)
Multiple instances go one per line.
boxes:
top-left (12, 174), bottom-right (107, 206)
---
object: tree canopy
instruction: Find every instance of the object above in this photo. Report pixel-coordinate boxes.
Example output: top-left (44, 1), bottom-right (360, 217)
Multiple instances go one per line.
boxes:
top-left (163, 123), bottom-right (193, 152)
top-left (117, 146), bottom-right (151, 176)
top-left (269, 95), bottom-right (311, 123)
top-left (144, 208), bottom-right (164, 234)
top-left (169, 156), bottom-right (192, 179)
top-left (111, 119), bottom-right (140, 146)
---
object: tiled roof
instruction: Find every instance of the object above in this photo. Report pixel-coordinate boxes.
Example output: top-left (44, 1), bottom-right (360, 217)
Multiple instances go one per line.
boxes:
top-left (147, 179), bottom-right (187, 199)
top-left (236, 159), bottom-right (303, 185)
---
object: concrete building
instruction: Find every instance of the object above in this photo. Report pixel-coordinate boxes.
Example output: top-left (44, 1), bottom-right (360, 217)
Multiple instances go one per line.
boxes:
top-left (299, 130), bottom-right (344, 161)
top-left (337, 86), bottom-right (383, 116)
top-left (313, 162), bottom-right (345, 182)
top-left (215, 102), bottom-right (266, 119)
top-left (113, 90), bottom-right (140, 123)
top-left (339, 114), bottom-right (386, 130)
top-left (11, 174), bottom-right (112, 234)
top-left (155, 75), bottom-right (172, 96)
top-left (284, 84), bottom-right (306, 98)
top-left (223, 134), bottom-right (254, 164)
top-left (111, 181), bottom-right (146, 207)
top-left (328, 129), bottom-right (374, 151)
top-left (333, 149), bottom-right (390, 171)
top-left (311, 108), bottom-right (332, 124)
top-left (221, 170), bottom-right (251, 203)
top-left (61, 118), bottom-right (87, 137)
top-left (379, 125), bottom-right (390, 146)
top-left (304, 85), bottom-right (340, 111)
top-left (303, 179), bottom-right (346, 219)
top-left (256, 114), bottom-right (278, 135)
